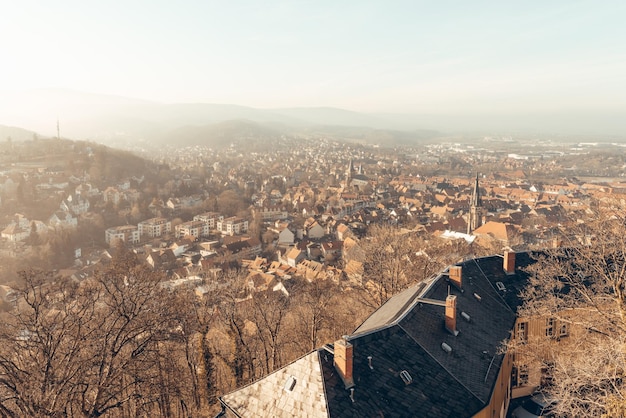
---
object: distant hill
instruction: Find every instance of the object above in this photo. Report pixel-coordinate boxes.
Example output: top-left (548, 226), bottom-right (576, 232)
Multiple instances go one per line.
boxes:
top-left (160, 119), bottom-right (283, 149)
top-left (300, 125), bottom-right (440, 146)
top-left (0, 125), bottom-right (38, 142)
top-left (0, 89), bottom-right (443, 145)
top-left (270, 107), bottom-right (390, 128)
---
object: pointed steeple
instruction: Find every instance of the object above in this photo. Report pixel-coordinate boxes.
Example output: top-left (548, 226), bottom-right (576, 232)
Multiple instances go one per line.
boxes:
top-left (470, 173), bottom-right (481, 208)
top-left (467, 173), bottom-right (483, 235)
top-left (346, 159), bottom-right (354, 186)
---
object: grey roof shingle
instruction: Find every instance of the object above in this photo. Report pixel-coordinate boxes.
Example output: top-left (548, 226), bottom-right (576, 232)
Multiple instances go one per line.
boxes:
top-left (220, 253), bottom-right (538, 418)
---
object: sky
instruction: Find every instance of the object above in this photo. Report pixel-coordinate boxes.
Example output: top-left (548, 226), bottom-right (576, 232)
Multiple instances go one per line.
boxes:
top-left (1, 0), bottom-right (626, 116)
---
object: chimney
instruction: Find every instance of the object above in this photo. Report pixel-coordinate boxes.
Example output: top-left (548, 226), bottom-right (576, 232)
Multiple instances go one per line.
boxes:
top-left (445, 295), bottom-right (459, 336)
top-left (449, 266), bottom-right (462, 289)
top-left (334, 337), bottom-right (354, 388)
top-left (504, 251), bottom-right (516, 275)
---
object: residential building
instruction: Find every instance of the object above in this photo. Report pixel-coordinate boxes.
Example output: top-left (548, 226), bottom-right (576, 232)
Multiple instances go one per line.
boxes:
top-left (60, 194), bottom-right (90, 215)
top-left (304, 219), bottom-right (324, 240)
top-left (217, 217), bottom-right (248, 236)
top-left (254, 205), bottom-right (289, 221)
top-left (1, 214), bottom-right (45, 242)
top-left (277, 226), bottom-right (295, 246)
top-left (103, 186), bottom-right (121, 205)
top-left (167, 195), bottom-right (203, 211)
top-left (218, 252), bottom-right (539, 418)
top-left (49, 211), bottom-right (78, 229)
top-left (285, 247), bottom-right (305, 268)
top-left (138, 217), bottom-right (171, 238)
top-left (105, 225), bottom-right (140, 245)
top-left (1, 223), bottom-right (30, 242)
top-left (176, 220), bottom-right (211, 239)
top-left (194, 212), bottom-right (223, 229)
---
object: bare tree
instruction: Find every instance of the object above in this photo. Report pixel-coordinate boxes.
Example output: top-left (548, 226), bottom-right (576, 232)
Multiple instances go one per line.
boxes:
top-left (514, 213), bottom-right (626, 417)
top-left (356, 225), bottom-right (472, 309)
top-left (0, 254), bottom-right (203, 417)
top-left (355, 225), bottom-right (417, 309)
top-left (243, 291), bottom-right (290, 377)
top-left (290, 279), bottom-right (334, 352)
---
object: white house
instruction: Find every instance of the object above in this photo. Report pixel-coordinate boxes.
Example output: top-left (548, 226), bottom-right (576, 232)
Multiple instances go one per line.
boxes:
top-left (216, 217), bottom-right (248, 236)
top-left (138, 217), bottom-right (171, 238)
top-left (105, 225), bottom-right (140, 245)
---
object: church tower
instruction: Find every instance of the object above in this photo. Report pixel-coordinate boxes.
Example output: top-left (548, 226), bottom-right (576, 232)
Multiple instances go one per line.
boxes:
top-left (467, 173), bottom-right (482, 234)
top-left (346, 159), bottom-right (354, 187)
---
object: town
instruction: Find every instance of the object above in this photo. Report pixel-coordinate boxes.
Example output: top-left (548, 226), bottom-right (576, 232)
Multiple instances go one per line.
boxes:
top-left (1, 134), bottom-right (625, 288)
top-left (1, 132), bottom-right (626, 417)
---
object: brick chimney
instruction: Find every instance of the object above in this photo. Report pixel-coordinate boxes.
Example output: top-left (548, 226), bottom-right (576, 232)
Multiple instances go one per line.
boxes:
top-left (504, 251), bottom-right (516, 275)
top-left (449, 266), bottom-right (462, 289)
top-left (334, 337), bottom-right (354, 388)
top-left (445, 295), bottom-right (459, 336)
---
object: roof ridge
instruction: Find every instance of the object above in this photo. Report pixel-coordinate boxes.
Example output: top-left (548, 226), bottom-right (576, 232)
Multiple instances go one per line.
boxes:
top-left (351, 279), bottom-right (434, 338)
top-left (316, 350), bottom-right (332, 418)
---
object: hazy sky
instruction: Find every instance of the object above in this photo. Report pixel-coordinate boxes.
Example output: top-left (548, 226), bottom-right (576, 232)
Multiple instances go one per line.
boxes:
top-left (2, 0), bottom-right (625, 114)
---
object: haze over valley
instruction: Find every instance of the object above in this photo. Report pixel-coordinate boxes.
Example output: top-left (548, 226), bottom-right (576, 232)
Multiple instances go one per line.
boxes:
top-left (2, 2), bottom-right (626, 417)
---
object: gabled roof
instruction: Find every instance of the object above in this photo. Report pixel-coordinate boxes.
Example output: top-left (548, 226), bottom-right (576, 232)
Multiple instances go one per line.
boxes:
top-left (473, 221), bottom-right (517, 242)
top-left (220, 254), bottom-right (537, 418)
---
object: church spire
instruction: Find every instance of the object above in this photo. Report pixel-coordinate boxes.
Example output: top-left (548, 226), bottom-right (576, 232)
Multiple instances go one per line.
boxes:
top-left (470, 172), bottom-right (481, 208)
top-left (346, 159), bottom-right (354, 187)
top-left (467, 173), bottom-right (482, 234)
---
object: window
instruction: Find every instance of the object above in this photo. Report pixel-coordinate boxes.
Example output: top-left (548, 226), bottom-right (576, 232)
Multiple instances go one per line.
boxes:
top-left (559, 322), bottom-right (568, 337)
top-left (516, 321), bottom-right (528, 341)
top-left (541, 362), bottom-right (555, 387)
top-left (546, 317), bottom-right (555, 337)
top-left (512, 364), bottom-right (529, 387)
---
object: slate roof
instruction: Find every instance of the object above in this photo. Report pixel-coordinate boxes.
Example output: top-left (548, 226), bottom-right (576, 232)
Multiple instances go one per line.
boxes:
top-left (219, 253), bottom-right (538, 418)
top-left (221, 351), bottom-right (328, 418)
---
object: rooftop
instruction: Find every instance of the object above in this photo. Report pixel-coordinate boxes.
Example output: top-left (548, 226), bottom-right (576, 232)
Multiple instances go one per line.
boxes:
top-left (219, 252), bottom-right (538, 417)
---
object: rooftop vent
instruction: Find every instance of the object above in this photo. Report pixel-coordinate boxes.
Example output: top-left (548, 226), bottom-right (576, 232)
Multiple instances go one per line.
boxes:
top-left (283, 376), bottom-right (296, 392)
top-left (496, 281), bottom-right (506, 291)
top-left (400, 370), bottom-right (413, 385)
top-left (349, 388), bottom-right (355, 403)
top-left (441, 342), bottom-right (452, 353)
top-left (473, 292), bottom-right (482, 302)
top-left (367, 356), bottom-right (373, 370)
top-left (461, 311), bottom-right (471, 322)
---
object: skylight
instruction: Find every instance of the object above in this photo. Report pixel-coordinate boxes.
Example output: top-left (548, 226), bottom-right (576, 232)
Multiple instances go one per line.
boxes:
top-left (283, 376), bottom-right (296, 392)
top-left (400, 370), bottom-right (413, 385)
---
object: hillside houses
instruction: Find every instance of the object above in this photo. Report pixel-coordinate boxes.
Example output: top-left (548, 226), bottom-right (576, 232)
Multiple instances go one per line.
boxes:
top-left (2, 136), bottom-right (621, 305)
